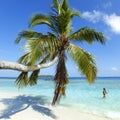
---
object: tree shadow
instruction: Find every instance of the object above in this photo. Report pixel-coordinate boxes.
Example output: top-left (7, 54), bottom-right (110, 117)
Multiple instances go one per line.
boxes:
top-left (0, 95), bottom-right (56, 119)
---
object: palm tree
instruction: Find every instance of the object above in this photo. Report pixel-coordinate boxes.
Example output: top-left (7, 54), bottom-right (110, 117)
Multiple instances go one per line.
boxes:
top-left (15, 0), bottom-right (105, 105)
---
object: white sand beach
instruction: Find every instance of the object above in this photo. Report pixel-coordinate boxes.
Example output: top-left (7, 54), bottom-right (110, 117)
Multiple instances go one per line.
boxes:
top-left (0, 91), bottom-right (112, 120)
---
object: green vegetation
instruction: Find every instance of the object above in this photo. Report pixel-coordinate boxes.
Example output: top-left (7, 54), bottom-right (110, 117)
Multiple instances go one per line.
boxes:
top-left (15, 0), bottom-right (105, 105)
top-left (39, 75), bottom-right (54, 79)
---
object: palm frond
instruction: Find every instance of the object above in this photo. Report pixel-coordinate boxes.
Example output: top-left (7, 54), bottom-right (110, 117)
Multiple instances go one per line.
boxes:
top-left (68, 27), bottom-right (106, 44)
top-left (52, 8), bottom-right (72, 35)
top-left (29, 14), bottom-right (52, 28)
top-left (61, 0), bottom-right (69, 11)
top-left (59, 11), bottom-right (72, 35)
top-left (50, 0), bottom-right (73, 35)
top-left (20, 33), bottom-right (59, 65)
top-left (16, 31), bottom-right (59, 66)
top-left (29, 69), bottom-right (40, 86)
top-left (15, 30), bottom-right (43, 43)
top-left (15, 72), bottom-right (29, 88)
top-left (18, 52), bottom-right (31, 65)
top-left (25, 40), bottom-right (43, 65)
top-left (71, 9), bottom-right (81, 18)
top-left (67, 43), bottom-right (97, 83)
top-left (52, 0), bottom-right (60, 11)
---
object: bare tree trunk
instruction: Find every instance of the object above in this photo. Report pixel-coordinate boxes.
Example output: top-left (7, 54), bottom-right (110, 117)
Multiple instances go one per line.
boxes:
top-left (52, 82), bottom-right (61, 105)
top-left (0, 55), bottom-right (58, 72)
top-left (52, 49), bottom-right (68, 105)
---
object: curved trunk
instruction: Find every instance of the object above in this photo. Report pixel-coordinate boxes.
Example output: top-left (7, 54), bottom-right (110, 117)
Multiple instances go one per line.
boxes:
top-left (0, 55), bottom-right (58, 72)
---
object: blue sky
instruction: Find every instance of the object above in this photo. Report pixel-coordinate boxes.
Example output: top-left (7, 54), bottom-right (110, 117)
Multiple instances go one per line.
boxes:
top-left (0, 0), bottom-right (120, 77)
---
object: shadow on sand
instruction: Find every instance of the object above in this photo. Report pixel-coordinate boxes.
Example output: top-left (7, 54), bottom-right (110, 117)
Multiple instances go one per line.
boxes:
top-left (0, 95), bottom-right (56, 119)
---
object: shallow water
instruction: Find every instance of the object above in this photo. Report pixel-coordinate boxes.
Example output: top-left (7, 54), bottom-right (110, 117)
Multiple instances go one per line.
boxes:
top-left (0, 77), bottom-right (120, 119)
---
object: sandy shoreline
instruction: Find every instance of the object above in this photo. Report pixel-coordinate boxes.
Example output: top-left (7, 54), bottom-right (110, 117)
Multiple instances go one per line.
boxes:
top-left (0, 91), bottom-right (112, 120)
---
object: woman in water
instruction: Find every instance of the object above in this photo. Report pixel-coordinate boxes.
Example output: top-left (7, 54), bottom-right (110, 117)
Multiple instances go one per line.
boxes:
top-left (103, 88), bottom-right (108, 98)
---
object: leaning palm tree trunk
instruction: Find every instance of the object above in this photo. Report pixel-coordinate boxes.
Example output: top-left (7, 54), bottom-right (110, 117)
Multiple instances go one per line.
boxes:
top-left (52, 50), bottom-right (68, 105)
top-left (0, 55), bottom-right (58, 72)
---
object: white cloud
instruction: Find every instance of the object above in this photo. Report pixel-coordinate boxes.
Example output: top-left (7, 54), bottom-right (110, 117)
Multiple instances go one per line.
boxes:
top-left (111, 67), bottom-right (119, 71)
top-left (104, 14), bottom-right (120, 34)
top-left (82, 11), bottom-right (120, 34)
top-left (82, 10), bottom-right (102, 23)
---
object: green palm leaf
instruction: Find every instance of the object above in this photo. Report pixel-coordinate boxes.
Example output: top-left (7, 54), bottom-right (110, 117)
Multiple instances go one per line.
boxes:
top-left (18, 32), bottom-right (60, 66)
top-left (18, 52), bottom-right (31, 65)
top-left (29, 14), bottom-right (52, 28)
top-left (61, 0), bottom-right (69, 11)
top-left (52, 0), bottom-right (60, 11)
top-left (67, 43), bottom-right (97, 83)
top-left (25, 39), bottom-right (45, 65)
top-left (50, 0), bottom-right (74, 35)
top-left (58, 11), bottom-right (71, 35)
top-left (15, 30), bottom-right (43, 43)
top-left (71, 10), bottom-right (81, 18)
top-left (68, 27), bottom-right (105, 44)
top-left (29, 69), bottom-right (40, 86)
top-left (15, 72), bottom-right (29, 88)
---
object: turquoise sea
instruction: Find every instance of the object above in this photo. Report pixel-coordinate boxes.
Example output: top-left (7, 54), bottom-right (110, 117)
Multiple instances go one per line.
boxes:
top-left (0, 77), bottom-right (120, 120)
